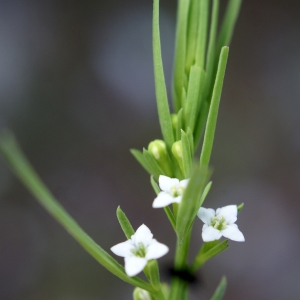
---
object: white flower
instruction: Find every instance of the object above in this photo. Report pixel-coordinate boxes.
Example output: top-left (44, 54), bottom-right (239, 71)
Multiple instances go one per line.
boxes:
top-left (197, 205), bottom-right (245, 242)
top-left (110, 224), bottom-right (169, 277)
top-left (152, 175), bottom-right (189, 208)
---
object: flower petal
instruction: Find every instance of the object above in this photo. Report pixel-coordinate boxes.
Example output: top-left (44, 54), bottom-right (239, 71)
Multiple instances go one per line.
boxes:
top-left (202, 226), bottom-right (222, 242)
top-left (124, 256), bottom-right (148, 277)
top-left (133, 224), bottom-right (153, 246)
top-left (111, 240), bottom-right (134, 257)
top-left (159, 175), bottom-right (179, 193)
top-left (179, 179), bottom-right (189, 189)
top-left (153, 192), bottom-right (177, 208)
top-left (146, 240), bottom-right (169, 260)
top-left (197, 207), bottom-right (215, 224)
top-left (216, 205), bottom-right (237, 224)
top-left (221, 224), bottom-right (245, 242)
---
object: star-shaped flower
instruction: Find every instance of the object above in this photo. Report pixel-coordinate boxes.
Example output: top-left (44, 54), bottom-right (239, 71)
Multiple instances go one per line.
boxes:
top-left (110, 224), bottom-right (169, 277)
top-left (197, 205), bottom-right (245, 242)
top-left (152, 175), bottom-right (189, 208)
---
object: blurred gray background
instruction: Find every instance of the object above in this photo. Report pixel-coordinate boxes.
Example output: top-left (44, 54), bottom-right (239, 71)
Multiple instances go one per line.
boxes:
top-left (0, 0), bottom-right (299, 299)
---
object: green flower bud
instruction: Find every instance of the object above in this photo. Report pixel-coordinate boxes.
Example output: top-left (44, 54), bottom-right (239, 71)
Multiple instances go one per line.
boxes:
top-left (172, 141), bottom-right (184, 174)
top-left (133, 288), bottom-right (151, 300)
top-left (148, 140), bottom-right (173, 177)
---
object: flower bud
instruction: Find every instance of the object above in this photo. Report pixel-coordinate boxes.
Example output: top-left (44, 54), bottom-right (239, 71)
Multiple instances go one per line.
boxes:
top-left (148, 140), bottom-right (173, 177)
top-left (172, 141), bottom-right (184, 174)
top-left (133, 288), bottom-right (151, 300)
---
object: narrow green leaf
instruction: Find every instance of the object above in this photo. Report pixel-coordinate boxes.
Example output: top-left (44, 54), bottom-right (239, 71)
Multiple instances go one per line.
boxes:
top-left (176, 108), bottom-right (183, 141)
top-left (116, 206), bottom-right (135, 240)
top-left (176, 165), bottom-right (209, 241)
top-left (237, 202), bottom-right (244, 212)
top-left (195, 0), bottom-right (209, 68)
top-left (147, 260), bottom-right (161, 292)
top-left (205, 0), bottom-right (219, 72)
top-left (211, 276), bottom-right (227, 300)
top-left (143, 148), bottom-right (164, 180)
top-left (193, 99), bottom-right (209, 150)
top-left (153, 0), bottom-right (174, 148)
top-left (197, 181), bottom-right (212, 210)
top-left (200, 47), bottom-right (229, 167)
top-left (186, 127), bottom-right (194, 155)
top-left (150, 175), bottom-right (161, 195)
top-left (173, 0), bottom-right (191, 111)
top-left (216, 0), bottom-right (242, 54)
top-left (192, 240), bottom-right (229, 271)
top-left (184, 65), bottom-right (203, 132)
top-left (204, 0), bottom-right (219, 101)
top-left (130, 149), bottom-right (152, 175)
top-left (181, 130), bottom-right (192, 178)
top-left (0, 131), bottom-right (154, 292)
top-left (151, 176), bottom-right (176, 231)
top-left (185, 0), bottom-right (200, 72)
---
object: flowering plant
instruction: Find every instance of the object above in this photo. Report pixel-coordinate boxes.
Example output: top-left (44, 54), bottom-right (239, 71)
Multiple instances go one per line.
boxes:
top-left (0, 0), bottom-right (244, 299)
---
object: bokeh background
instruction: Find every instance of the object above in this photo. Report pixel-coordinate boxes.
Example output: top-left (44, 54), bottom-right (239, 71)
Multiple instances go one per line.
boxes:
top-left (0, 0), bottom-right (299, 299)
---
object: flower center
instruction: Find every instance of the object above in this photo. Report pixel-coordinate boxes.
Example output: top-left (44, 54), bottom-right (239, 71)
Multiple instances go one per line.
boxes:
top-left (170, 185), bottom-right (184, 197)
top-left (211, 216), bottom-right (227, 230)
top-left (131, 243), bottom-right (147, 258)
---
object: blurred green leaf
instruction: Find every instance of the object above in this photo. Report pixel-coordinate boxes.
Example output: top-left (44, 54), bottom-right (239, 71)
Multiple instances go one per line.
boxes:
top-left (153, 0), bottom-right (174, 148)
top-left (185, 0), bottom-right (200, 72)
top-left (184, 65), bottom-right (202, 132)
top-left (197, 181), bottom-right (212, 210)
top-left (143, 148), bottom-right (164, 180)
top-left (0, 130), bottom-right (154, 293)
top-left (237, 203), bottom-right (244, 212)
top-left (195, 0), bottom-right (209, 68)
top-left (211, 276), bottom-right (227, 300)
top-left (192, 240), bottom-right (229, 271)
top-left (216, 0), bottom-right (242, 55)
top-left (176, 108), bottom-right (183, 141)
top-left (181, 130), bottom-right (192, 178)
top-left (173, 0), bottom-right (191, 111)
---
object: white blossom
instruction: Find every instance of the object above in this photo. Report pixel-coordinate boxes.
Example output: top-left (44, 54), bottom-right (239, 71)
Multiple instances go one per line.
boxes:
top-left (152, 175), bottom-right (189, 208)
top-left (197, 205), bottom-right (245, 242)
top-left (111, 224), bottom-right (169, 277)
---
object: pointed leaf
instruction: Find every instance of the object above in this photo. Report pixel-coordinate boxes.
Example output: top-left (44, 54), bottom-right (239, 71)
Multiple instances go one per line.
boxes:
top-left (117, 206), bottom-right (135, 240)
top-left (197, 181), bottom-right (212, 210)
